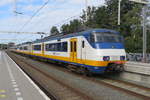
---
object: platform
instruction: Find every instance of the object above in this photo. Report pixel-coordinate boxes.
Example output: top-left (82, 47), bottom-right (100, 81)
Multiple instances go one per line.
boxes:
top-left (125, 61), bottom-right (150, 75)
top-left (0, 51), bottom-right (50, 100)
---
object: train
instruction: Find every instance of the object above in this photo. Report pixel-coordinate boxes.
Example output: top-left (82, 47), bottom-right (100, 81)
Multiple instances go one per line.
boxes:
top-left (13, 29), bottom-right (126, 75)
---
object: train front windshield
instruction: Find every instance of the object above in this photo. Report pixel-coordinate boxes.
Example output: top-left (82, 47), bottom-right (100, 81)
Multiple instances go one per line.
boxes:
top-left (91, 32), bottom-right (124, 43)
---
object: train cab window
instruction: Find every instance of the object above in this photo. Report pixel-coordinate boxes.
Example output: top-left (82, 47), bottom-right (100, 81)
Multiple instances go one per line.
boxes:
top-left (90, 34), bottom-right (95, 42)
top-left (33, 45), bottom-right (41, 51)
top-left (82, 41), bottom-right (85, 48)
top-left (91, 32), bottom-right (124, 43)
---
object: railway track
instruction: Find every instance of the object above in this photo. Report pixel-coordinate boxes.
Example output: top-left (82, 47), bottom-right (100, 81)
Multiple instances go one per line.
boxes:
top-left (50, 64), bottom-right (150, 100)
top-left (92, 76), bottom-right (150, 100)
top-left (8, 52), bottom-right (150, 100)
top-left (7, 52), bottom-right (92, 100)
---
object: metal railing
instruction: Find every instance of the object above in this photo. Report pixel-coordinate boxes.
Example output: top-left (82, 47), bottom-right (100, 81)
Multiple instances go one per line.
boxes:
top-left (127, 53), bottom-right (150, 63)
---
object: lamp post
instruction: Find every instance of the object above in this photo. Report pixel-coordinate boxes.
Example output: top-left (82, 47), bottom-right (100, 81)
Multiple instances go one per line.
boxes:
top-left (118, 0), bottom-right (149, 62)
top-left (142, 6), bottom-right (147, 62)
top-left (129, 0), bottom-right (149, 62)
top-left (118, 0), bottom-right (122, 25)
top-left (85, 0), bottom-right (88, 22)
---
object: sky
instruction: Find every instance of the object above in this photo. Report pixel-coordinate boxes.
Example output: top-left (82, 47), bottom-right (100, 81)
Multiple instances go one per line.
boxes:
top-left (0, 0), bottom-right (105, 44)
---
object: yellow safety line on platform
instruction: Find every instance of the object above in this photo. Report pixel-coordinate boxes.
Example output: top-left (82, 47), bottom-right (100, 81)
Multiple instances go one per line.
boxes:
top-left (0, 90), bottom-right (6, 93)
top-left (0, 95), bottom-right (6, 98)
top-left (0, 90), bottom-right (6, 98)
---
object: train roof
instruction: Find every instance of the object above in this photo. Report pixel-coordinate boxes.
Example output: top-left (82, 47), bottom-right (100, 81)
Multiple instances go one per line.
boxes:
top-left (32, 28), bottom-right (119, 44)
top-left (19, 29), bottom-right (119, 45)
top-left (17, 42), bottom-right (32, 46)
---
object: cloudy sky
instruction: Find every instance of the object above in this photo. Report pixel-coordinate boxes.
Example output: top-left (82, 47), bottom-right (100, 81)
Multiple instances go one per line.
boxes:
top-left (0, 0), bottom-right (105, 44)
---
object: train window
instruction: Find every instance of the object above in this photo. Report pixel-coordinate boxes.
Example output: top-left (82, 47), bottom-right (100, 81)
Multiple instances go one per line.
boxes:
top-left (74, 42), bottom-right (77, 52)
top-left (57, 43), bottom-right (61, 51)
top-left (62, 42), bottom-right (68, 52)
top-left (24, 46), bottom-right (28, 50)
top-left (53, 44), bottom-right (57, 51)
top-left (46, 44), bottom-right (50, 51)
top-left (45, 43), bottom-right (53, 51)
top-left (52, 44), bottom-right (55, 51)
top-left (20, 47), bottom-right (22, 50)
top-left (70, 42), bottom-right (73, 52)
top-left (82, 41), bottom-right (85, 48)
top-left (46, 42), bottom-right (67, 52)
top-left (45, 44), bottom-right (48, 51)
top-left (33, 45), bottom-right (41, 51)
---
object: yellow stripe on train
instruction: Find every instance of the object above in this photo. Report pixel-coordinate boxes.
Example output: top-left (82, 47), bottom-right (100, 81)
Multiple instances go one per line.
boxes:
top-left (15, 50), bottom-right (126, 67)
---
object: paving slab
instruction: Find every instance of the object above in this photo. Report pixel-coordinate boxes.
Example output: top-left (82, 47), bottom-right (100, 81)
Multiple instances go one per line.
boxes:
top-left (0, 51), bottom-right (50, 100)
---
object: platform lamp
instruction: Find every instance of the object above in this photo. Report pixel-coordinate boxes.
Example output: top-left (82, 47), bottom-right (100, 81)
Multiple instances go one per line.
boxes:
top-left (118, 0), bottom-right (122, 26)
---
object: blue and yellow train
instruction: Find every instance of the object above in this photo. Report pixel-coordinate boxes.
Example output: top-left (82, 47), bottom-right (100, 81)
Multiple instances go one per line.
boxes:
top-left (14, 29), bottom-right (126, 75)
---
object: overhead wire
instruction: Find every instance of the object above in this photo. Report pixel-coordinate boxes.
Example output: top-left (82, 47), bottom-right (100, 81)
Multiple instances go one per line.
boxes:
top-left (19, 0), bottom-right (50, 32)
top-left (17, 0), bottom-right (84, 42)
top-left (42, 12), bottom-right (82, 33)
top-left (13, 0), bottom-right (50, 43)
top-left (54, 13), bottom-right (82, 26)
top-left (23, 12), bottom-right (81, 42)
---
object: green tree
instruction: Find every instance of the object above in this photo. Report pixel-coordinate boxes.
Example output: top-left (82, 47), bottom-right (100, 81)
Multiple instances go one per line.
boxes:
top-left (81, 6), bottom-right (96, 28)
top-left (69, 19), bottom-right (83, 33)
top-left (92, 6), bottom-right (110, 28)
top-left (97, 0), bottom-right (143, 52)
top-left (61, 19), bottom-right (83, 34)
top-left (59, 0), bottom-right (150, 53)
top-left (61, 24), bottom-right (70, 34)
top-left (50, 26), bottom-right (59, 36)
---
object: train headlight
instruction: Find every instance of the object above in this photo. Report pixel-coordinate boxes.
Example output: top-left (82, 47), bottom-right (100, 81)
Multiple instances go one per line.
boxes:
top-left (120, 56), bottom-right (125, 60)
top-left (103, 56), bottom-right (110, 61)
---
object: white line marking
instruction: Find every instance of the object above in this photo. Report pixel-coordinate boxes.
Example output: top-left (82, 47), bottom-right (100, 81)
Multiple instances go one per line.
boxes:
top-left (13, 85), bottom-right (18, 88)
top-left (11, 80), bottom-right (16, 82)
top-left (12, 81), bottom-right (17, 84)
top-left (0, 90), bottom-right (6, 93)
top-left (3, 53), bottom-right (15, 80)
top-left (5, 52), bottom-right (51, 100)
top-left (14, 88), bottom-right (19, 91)
top-left (17, 97), bottom-right (23, 100)
top-left (2, 52), bottom-right (23, 99)
top-left (16, 92), bottom-right (21, 96)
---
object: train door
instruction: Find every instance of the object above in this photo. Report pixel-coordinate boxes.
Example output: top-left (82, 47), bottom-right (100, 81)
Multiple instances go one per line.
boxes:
top-left (70, 38), bottom-right (77, 62)
top-left (81, 39), bottom-right (86, 64)
top-left (29, 44), bottom-right (32, 54)
top-left (42, 43), bottom-right (45, 55)
top-left (31, 44), bottom-right (34, 54)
